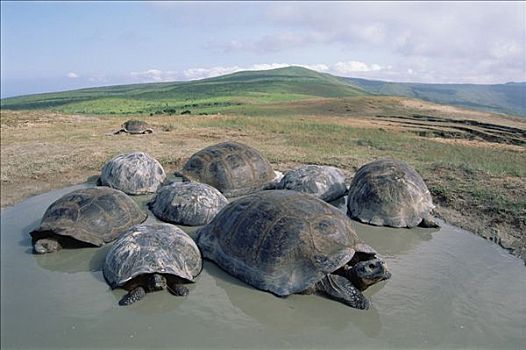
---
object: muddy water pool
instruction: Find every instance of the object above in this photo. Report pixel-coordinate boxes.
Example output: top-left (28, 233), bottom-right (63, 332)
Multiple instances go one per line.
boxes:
top-left (1, 184), bottom-right (525, 349)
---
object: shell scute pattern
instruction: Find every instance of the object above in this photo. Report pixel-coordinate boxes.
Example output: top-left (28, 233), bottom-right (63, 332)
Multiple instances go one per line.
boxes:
top-left (149, 182), bottom-right (228, 226)
top-left (196, 190), bottom-right (357, 296)
top-left (347, 158), bottom-right (434, 228)
top-left (104, 223), bottom-right (202, 289)
top-left (257, 216), bottom-right (305, 267)
top-left (180, 142), bottom-right (276, 197)
top-left (278, 165), bottom-right (347, 202)
top-left (99, 151), bottom-right (166, 195)
top-left (30, 187), bottom-right (147, 247)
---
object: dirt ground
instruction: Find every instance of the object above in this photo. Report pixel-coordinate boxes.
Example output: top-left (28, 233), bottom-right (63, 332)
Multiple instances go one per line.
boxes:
top-left (1, 100), bottom-right (525, 262)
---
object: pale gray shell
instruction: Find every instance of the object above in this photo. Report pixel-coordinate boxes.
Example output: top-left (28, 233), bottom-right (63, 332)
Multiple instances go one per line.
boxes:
top-left (29, 187), bottom-right (147, 246)
top-left (179, 141), bottom-right (277, 197)
top-left (103, 223), bottom-right (202, 289)
top-left (196, 190), bottom-right (361, 296)
top-left (149, 182), bottom-right (228, 226)
top-left (347, 158), bottom-right (434, 228)
top-left (99, 151), bottom-right (166, 195)
top-left (277, 165), bottom-right (347, 202)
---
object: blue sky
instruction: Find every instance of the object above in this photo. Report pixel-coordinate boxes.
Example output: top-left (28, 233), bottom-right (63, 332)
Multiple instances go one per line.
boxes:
top-left (1, 1), bottom-right (525, 97)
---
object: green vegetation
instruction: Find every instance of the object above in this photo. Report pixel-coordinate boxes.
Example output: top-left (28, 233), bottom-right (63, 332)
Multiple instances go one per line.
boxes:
top-left (196, 115), bottom-right (525, 175)
top-left (345, 77), bottom-right (526, 117)
top-left (3, 66), bottom-right (523, 116)
top-left (0, 67), bottom-right (368, 115)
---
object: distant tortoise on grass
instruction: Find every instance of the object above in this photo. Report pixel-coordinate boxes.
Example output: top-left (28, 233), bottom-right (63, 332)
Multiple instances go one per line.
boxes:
top-left (114, 120), bottom-right (153, 135)
top-left (103, 223), bottom-right (202, 306)
top-left (347, 158), bottom-right (438, 228)
top-left (149, 182), bottom-right (228, 226)
top-left (29, 187), bottom-right (147, 254)
top-left (177, 141), bottom-right (278, 197)
top-left (197, 190), bottom-right (391, 310)
top-left (98, 151), bottom-right (166, 195)
top-left (277, 164), bottom-right (347, 202)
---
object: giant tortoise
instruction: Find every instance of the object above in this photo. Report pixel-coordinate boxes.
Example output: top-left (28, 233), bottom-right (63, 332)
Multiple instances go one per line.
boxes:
top-left (347, 158), bottom-right (438, 228)
top-left (177, 141), bottom-right (277, 197)
top-left (196, 190), bottom-right (391, 310)
top-left (29, 187), bottom-right (147, 254)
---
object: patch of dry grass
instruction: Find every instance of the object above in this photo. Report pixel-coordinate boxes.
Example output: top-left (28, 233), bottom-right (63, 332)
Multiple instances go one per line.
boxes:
top-left (1, 102), bottom-right (525, 260)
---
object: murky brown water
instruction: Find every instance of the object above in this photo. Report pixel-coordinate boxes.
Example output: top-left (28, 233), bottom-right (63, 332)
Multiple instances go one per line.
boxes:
top-left (1, 184), bottom-right (525, 349)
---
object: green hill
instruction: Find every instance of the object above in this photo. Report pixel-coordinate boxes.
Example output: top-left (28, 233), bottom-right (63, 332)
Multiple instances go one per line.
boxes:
top-left (343, 78), bottom-right (526, 116)
top-left (0, 67), bottom-right (367, 115)
top-left (1, 66), bottom-right (524, 116)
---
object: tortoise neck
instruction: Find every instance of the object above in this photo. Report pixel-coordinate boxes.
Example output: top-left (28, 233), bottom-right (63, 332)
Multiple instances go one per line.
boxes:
top-left (348, 268), bottom-right (368, 291)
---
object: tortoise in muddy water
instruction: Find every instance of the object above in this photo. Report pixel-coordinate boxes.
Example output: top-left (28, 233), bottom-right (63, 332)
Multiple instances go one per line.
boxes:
top-left (114, 120), bottom-right (153, 135)
top-left (347, 158), bottom-right (438, 228)
top-left (29, 187), bottom-right (147, 254)
top-left (196, 190), bottom-right (391, 310)
top-left (277, 164), bottom-right (347, 202)
top-left (103, 223), bottom-right (202, 306)
top-left (177, 141), bottom-right (278, 197)
top-left (98, 151), bottom-right (166, 195)
top-left (149, 182), bottom-right (229, 226)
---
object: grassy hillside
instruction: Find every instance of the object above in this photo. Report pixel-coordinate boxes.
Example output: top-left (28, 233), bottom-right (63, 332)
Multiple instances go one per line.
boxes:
top-left (0, 67), bottom-right (367, 115)
top-left (345, 78), bottom-right (526, 116)
top-left (1, 66), bottom-right (524, 116)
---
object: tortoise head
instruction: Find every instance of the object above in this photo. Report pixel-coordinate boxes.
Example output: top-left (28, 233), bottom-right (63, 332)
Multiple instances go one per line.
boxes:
top-left (344, 242), bottom-right (391, 291)
top-left (348, 258), bottom-right (391, 291)
top-left (148, 273), bottom-right (167, 292)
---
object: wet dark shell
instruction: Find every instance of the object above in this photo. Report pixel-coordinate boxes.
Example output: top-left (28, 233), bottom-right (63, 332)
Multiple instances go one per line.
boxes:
top-left (103, 223), bottom-right (202, 289)
top-left (30, 187), bottom-right (147, 246)
top-left (347, 158), bottom-right (434, 228)
top-left (277, 165), bottom-right (347, 202)
top-left (149, 182), bottom-right (228, 226)
top-left (99, 151), bottom-right (166, 195)
top-left (179, 141), bottom-right (276, 197)
top-left (196, 190), bottom-right (358, 296)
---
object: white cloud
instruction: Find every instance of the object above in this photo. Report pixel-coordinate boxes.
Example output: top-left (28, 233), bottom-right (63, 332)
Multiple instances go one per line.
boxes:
top-left (130, 69), bottom-right (178, 82)
top-left (183, 66), bottom-right (242, 80)
top-left (88, 74), bottom-right (109, 83)
top-left (67, 72), bottom-right (79, 79)
top-left (182, 63), bottom-right (332, 80)
top-left (489, 40), bottom-right (523, 60)
top-left (333, 61), bottom-right (386, 74)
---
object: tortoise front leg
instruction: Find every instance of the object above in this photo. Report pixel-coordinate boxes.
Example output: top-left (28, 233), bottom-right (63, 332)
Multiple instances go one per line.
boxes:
top-left (314, 274), bottom-right (369, 310)
top-left (119, 286), bottom-right (146, 306)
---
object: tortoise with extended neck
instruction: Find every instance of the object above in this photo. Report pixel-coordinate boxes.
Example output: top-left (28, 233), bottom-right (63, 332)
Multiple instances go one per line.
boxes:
top-left (103, 223), bottom-right (202, 306)
top-left (196, 190), bottom-right (391, 310)
top-left (347, 158), bottom-right (439, 228)
top-left (114, 120), bottom-right (153, 135)
top-left (29, 187), bottom-right (147, 254)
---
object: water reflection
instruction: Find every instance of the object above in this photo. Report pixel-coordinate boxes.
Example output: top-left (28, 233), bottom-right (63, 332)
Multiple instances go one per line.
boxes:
top-left (205, 260), bottom-right (383, 337)
top-left (34, 245), bottom-right (109, 273)
top-left (3, 184), bottom-right (526, 349)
